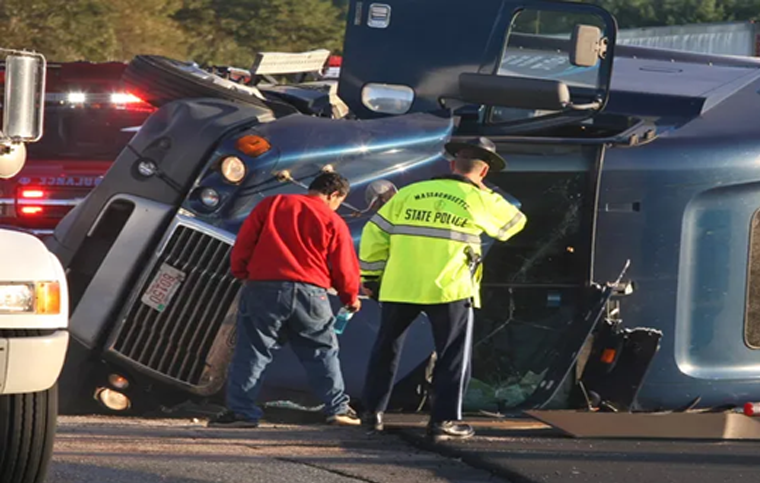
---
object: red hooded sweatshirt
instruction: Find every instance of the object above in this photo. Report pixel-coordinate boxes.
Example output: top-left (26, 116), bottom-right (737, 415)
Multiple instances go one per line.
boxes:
top-left (230, 194), bottom-right (360, 306)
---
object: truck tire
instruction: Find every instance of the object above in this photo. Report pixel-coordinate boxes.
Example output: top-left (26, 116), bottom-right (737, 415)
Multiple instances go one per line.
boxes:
top-left (0, 385), bottom-right (58, 483)
top-left (122, 55), bottom-right (296, 116)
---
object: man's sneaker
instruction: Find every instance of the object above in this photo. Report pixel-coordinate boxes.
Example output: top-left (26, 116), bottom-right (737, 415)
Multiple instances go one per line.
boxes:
top-left (207, 410), bottom-right (259, 428)
top-left (427, 421), bottom-right (475, 442)
top-left (361, 412), bottom-right (384, 432)
top-left (326, 407), bottom-right (361, 426)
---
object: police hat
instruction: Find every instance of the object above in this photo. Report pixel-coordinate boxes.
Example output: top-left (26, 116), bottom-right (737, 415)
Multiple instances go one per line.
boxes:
top-left (444, 137), bottom-right (507, 172)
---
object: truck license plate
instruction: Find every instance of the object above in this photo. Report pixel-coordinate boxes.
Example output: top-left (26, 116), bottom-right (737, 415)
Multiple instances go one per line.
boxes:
top-left (141, 263), bottom-right (186, 312)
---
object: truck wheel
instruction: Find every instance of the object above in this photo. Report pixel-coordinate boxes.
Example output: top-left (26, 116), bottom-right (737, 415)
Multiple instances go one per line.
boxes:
top-left (0, 385), bottom-right (58, 483)
top-left (122, 55), bottom-right (296, 116)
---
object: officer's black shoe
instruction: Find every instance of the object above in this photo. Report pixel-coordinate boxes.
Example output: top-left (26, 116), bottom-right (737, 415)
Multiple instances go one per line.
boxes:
top-left (427, 421), bottom-right (475, 442)
top-left (361, 412), bottom-right (384, 432)
top-left (207, 410), bottom-right (259, 429)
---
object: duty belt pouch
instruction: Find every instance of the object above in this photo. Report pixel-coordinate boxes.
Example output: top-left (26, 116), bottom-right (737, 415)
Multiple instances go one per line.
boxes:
top-left (363, 278), bottom-right (381, 302)
top-left (464, 246), bottom-right (483, 308)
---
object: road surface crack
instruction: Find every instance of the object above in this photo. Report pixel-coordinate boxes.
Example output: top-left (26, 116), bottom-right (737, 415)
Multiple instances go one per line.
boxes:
top-left (276, 457), bottom-right (379, 483)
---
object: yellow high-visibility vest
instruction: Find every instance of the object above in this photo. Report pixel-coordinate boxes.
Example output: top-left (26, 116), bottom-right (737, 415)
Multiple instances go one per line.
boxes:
top-left (359, 175), bottom-right (526, 308)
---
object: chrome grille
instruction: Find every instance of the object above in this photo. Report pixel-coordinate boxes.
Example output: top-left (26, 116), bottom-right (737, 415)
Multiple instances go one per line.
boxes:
top-left (110, 223), bottom-right (241, 387)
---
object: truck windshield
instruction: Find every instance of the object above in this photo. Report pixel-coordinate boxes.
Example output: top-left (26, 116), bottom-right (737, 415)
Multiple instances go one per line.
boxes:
top-left (25, 106), bottom-right (152, 161)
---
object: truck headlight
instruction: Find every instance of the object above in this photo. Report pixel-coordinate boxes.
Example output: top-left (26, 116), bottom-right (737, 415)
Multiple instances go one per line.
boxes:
top-left (0, 284), bottom-right (34, 313)
top-left (200, 188), bottom-right (220, 208)
top-left (0, 282), bottom-right (60, 314)
top-left (220, 156), bottom-right (246, 184)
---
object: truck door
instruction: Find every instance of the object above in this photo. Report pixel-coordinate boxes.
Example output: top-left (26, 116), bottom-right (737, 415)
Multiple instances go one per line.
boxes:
top-left (339, 0), bottom-right (616, 125)
top-left (339, 0), bottom-right (624, 410)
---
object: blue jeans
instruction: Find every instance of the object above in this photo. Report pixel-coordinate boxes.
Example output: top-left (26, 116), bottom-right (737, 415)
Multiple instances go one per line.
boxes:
top-left (226, 281), bottom-right (350, 421)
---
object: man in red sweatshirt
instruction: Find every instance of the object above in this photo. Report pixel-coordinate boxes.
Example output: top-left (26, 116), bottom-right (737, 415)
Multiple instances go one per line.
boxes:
top-left (208, 172), bottom-right (362, 428)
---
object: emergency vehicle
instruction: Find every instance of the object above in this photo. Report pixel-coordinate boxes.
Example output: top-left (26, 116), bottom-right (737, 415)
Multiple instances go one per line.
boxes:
top-left (0, 61), bottom-right (155, 236)
top-left (0, 50), bottom-right (70, 483)
top-left (45, 0), bottom-right (760, 417)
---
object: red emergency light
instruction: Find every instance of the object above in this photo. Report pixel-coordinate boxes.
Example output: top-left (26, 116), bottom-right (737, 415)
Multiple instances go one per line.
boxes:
top-left (109, 92), bottom-right (144, 104)
top-left (18, 189), bottom-right (47, 216)
top-left (21, 189), bottom-right (45, 199)
top-left (20, 206), bottom-right (44, 215)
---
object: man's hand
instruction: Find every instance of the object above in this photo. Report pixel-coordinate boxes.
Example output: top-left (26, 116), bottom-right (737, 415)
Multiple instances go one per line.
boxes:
top-left (347, 298), bottom-right (362, 313)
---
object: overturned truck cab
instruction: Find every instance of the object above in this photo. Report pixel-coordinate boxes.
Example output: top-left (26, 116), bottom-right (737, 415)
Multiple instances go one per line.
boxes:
top-left (46, 0), bottom-right (760, 416)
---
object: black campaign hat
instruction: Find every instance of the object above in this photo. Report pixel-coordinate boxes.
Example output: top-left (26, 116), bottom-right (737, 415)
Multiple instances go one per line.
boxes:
top-left (444, 136), bottom-right (507, 172)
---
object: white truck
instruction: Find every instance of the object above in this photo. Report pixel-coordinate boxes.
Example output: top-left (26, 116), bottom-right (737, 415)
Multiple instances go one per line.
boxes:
top-left (0, 51), bottom-right (69, 483)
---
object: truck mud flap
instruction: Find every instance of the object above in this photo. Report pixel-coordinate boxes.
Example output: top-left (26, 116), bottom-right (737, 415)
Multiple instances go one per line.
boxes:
top-left (579, 324), bottom-right (663, 412)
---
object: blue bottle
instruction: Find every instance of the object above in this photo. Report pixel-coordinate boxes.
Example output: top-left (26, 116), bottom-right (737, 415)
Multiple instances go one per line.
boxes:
top-left (333, 307), bottom-right (354, 335)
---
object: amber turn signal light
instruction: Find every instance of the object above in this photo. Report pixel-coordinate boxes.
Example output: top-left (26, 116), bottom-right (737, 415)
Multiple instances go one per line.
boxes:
top-left (35, 282), bottom-right (61, 315)
top-left (600, 348), bottom-right (617, 364)
top-left (236, 135), bottom-right (272, 157)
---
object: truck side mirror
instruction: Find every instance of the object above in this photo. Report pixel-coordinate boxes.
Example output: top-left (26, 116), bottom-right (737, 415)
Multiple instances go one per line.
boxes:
top-left (455, 5), bottom-right (617, 126)
top-left (364, 179), bottom-right (398, 212)
top-left (0, 52), bottom-right (46, 179)
top-left (3, 53), bottom-right (46, 142)
top-left (459, 73), bottom-right (570, 111)
top-left (570, 25), bottom-right (607, 68)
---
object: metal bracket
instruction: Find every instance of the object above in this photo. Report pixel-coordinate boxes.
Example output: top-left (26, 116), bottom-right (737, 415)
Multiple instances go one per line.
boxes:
top-left (0, 47), bottom-right (41, 56)
top-left (0, 339), bottom-right (8, 393)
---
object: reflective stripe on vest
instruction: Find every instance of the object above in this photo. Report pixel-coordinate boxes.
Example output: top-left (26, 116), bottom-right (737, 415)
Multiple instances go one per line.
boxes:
top-left (498, 212), bottom-right (526, 239)
top-left (360, 260), bottom-right (387, 271)
top-left (368, 213), bottom-right (481, 245)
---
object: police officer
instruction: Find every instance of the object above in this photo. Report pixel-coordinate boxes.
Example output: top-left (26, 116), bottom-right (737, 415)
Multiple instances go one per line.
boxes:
top-left (358, 136), bottom-right (526, 442)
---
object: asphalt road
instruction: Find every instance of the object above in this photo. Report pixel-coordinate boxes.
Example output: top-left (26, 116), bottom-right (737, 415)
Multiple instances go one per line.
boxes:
top-left (398, 422), bottom-right (760, 483)
top-left (49, 415), bottom-right (506, 483)
top-left (49, 413), bottom-right (760, 483)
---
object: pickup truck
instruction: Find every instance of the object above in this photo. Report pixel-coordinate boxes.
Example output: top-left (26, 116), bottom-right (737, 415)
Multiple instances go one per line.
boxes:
top-left (0, 51), bottom-right (69, 483)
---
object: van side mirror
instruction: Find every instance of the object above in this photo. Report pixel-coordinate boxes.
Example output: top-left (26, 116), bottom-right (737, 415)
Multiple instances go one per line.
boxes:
top-left (0, 51), bottom-right (46, 179)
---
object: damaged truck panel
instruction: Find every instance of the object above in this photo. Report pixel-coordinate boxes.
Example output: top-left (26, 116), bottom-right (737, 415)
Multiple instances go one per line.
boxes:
top-left (594, 60), bottom-right (760, 408)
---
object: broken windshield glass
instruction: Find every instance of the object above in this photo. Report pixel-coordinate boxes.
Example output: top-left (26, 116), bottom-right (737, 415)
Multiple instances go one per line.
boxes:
top-left (466, 142), bottom-right (598, 411)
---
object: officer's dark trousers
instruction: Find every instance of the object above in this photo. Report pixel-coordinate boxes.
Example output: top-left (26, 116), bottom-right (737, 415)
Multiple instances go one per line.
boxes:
top-left (362, 299), bottom-right (474, 423)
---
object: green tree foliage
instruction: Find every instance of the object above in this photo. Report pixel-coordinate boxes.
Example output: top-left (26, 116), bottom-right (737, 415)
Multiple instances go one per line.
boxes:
top-left (0, 0), bottom-right (345, 64)
top-left (0, 0), bottom-right (117, 60)
top-left (589, 0), bottom-right (760, 28)
top-left (173, 0), bottom-right (347, 66)
top-left (0, 0), bottom-right (188, 61)
top-left (0, 0), bottom-right (759, 64)
top-left (109, 0), bottom-right (189, 60)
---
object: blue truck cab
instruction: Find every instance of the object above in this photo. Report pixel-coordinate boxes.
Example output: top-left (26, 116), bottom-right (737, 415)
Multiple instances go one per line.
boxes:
top-left (45, 0), bottom-right (760, 415)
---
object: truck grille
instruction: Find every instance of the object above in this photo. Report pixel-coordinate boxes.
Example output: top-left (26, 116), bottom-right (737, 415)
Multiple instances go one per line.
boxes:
top-left (110, 224), bottom-right (241, 387)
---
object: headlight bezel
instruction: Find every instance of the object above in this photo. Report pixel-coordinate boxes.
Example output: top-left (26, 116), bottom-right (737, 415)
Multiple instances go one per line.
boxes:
top-left (0, 281), bottom-right (61, 315)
